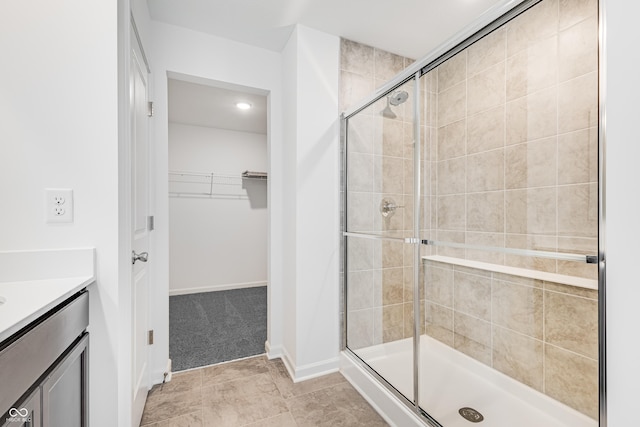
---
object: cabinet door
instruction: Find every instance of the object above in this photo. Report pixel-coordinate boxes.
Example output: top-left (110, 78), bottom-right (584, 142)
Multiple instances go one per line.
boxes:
top-left (42, 334), bottom-right (88, 427)
top-left (1, 388), bottom-right (41, 427)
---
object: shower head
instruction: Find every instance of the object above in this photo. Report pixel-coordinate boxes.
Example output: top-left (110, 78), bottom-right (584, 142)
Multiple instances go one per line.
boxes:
top-left (380, 91), bottom-right (409, 118)
top-left (381, 97), bottom-right (397, 119)
top-left (389, 90), bottom-right (409, 106)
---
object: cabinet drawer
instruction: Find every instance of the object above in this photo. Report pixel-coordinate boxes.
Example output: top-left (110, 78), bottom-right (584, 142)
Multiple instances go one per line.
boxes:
top-left (0, 291), bottom-right (88, 415)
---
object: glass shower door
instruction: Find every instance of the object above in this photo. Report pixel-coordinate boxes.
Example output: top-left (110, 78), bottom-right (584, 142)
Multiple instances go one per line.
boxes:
top-left (344, 76), bottom-right (423, 407)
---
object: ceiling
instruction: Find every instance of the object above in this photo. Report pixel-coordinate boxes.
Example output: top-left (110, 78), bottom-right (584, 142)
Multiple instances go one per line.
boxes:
top-left (168, 79), bottom-right (268, 134)
top-left (159, 0), bottom-right (512, 134)
top-left (147, 0), bottom-right (509, 60)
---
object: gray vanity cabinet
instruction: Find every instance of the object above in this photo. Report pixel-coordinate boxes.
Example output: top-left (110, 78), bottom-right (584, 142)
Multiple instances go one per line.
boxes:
top-left (1, 291), bottom-right (89, 427)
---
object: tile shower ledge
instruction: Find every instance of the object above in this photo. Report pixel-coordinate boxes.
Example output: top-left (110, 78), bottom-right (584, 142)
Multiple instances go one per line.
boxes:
top-left (422, 255), bottom-right (598, 290)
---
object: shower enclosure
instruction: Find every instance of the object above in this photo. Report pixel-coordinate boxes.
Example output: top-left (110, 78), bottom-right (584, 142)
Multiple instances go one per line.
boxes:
top-left (341, 0), bottom-right (602, 425)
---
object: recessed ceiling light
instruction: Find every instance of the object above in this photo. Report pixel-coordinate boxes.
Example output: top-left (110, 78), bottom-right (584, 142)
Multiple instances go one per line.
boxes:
top-left (236, 102), bottom-right (252, 110)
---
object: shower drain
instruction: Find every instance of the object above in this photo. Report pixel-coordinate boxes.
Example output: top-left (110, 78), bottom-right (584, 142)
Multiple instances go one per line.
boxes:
top-left (458, 407), bottom-right (484, 423)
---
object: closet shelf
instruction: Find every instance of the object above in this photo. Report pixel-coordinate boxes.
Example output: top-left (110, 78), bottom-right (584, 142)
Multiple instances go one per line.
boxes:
top-left (168, 170), bottom-right (266, 199)
top-left (242, 170), bottom-right (268, 180)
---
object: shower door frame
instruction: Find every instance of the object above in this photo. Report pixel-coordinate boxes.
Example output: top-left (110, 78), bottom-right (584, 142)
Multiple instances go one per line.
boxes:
top-left (341, 0), bottom-right (607, 425)
top-left (342, 71), bottom-right (427, 420)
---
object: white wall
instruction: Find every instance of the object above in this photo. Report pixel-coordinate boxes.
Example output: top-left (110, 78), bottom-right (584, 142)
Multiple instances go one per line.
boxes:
top-left (168, 124), bottom-right (268, 294)
top-left (0, 1), bottom-right (121, 426)
top-left (150, 21), bottom-right (285, 377)
top-left (604, 0), bottom-right (640, 425)
top-left (281, 26), bottom-right (341, 379)
top-left (153, 21), bottom-right (341, 383)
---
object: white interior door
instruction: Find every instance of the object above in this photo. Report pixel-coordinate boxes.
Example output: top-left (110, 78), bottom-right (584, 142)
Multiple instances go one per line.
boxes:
top-left (130, 27), bottom-right (150, 427)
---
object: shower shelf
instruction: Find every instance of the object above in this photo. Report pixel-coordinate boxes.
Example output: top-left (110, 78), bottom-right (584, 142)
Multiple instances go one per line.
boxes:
top-left (423, 255), bottom-right (598, 290)
top-left (168, 170), bottom-right (266, 199)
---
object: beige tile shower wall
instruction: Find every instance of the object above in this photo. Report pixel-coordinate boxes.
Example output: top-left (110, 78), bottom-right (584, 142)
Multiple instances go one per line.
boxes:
top-left (424, 0), bottom-right (599, 419)
top-left (340, 39), bottom-right (434, 349)
top-left (431, 0), bottom-right (599, 280)
top-left (423, 259), bottom-right (599, 419)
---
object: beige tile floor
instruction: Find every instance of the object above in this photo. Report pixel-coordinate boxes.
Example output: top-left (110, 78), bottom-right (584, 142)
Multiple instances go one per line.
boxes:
top-left (140, 355), bottom-right (389, 427)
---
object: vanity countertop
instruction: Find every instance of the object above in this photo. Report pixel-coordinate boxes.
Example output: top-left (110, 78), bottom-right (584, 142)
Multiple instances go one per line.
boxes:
top-left (0, 248), bottom-right (95, 342)
top-left (0, 276), bottom-right (94, 342)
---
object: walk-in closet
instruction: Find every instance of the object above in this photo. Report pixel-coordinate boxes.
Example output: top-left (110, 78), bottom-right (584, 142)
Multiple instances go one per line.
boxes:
top-left (167, 78), bottom-right (268, 371)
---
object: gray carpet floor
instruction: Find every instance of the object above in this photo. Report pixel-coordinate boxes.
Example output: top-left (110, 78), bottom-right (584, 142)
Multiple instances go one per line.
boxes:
top-left (169, 287), bottom-right (267, 371)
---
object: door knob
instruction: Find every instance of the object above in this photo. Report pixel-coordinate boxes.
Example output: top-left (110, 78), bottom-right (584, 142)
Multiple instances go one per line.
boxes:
top-left (132, 251), bottom-right (149, 265)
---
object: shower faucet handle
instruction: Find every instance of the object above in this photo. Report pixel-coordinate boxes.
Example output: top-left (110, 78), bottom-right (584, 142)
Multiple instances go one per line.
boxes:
top-left (380, 198), bottom-right (404, 218)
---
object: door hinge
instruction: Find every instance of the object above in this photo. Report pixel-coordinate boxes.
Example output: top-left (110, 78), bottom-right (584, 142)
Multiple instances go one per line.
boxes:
top-left (147, 101), bottom-right (154, 117)
top-left (148, 215), bottom-right (155, 231)
top-left (148, 330), bottom-right (154, 345)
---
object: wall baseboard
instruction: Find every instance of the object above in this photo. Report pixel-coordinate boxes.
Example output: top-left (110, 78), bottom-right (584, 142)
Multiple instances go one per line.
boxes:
top-left (277, 346), bottom-right (340, 383)
top-left (169, 281), bottom-right (267, 296)
top-left (265, 341), bottom-right (283, 359)
top-left (281, 347), bottom-right (297, 381)
top-left (292, 356), bottom-right (340, 383)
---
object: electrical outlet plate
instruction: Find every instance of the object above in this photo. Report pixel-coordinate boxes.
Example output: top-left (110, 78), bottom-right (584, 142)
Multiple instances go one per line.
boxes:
top-left (45, 188), bottom-right (74, 223)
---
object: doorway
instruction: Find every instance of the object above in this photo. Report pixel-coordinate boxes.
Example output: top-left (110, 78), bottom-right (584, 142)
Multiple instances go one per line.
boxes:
top-left (166, 78), bottom-right (269, 371)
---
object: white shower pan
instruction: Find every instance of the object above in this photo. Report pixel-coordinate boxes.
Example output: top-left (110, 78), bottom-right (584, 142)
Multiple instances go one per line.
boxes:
top-left (341, 335), bottom-right (597, 427)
